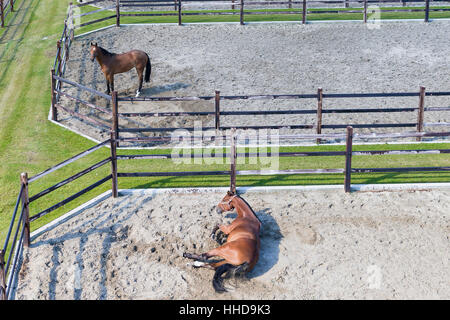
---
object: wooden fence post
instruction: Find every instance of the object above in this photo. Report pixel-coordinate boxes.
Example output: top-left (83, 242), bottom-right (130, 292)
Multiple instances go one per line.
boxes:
top-left (110, 132), bottom-right (118, 198)
top-left (424, 0), bottom-right (430, 22)
top-left (9, 0), bottom-right (13, 12)
top-left (344, 126), bottom-right (353, 193)
top-left (0, 249), bottom-right (6, 300)
top-left (0, 0), bottom-right (4, 28)
top-left (302, 0), bottom-right (307, 24)
top-left (240, 0), bottom-right (244, 25)
top-left (288, 0), bottom-right (292, 9)
top-left (56, 41), bottom-right (62, 76)
top-left (112, 91), bottom-right (119, 144)
top-left (232, 0), bottom-right (235, 10)
top-left (416, 86), bottom-right (426, 141)
top-left (20, 173), bottom-right (30, 248)
top-left (51, 69), bottom-right (58, 121)
top-left (64, 32), bottom-right (70, 61)
top-left (230, 128), bottom-right (237, 194)
top-left (68, 2), bottom-right (74, 35)
top-left (215, 90), bottom-right (220, 131)
top-left (116, 0), bottom-right (120, 27)
top-left (363, 0), bottom-right (368, 23)
top-left (178, 0), bottom-right (182, 25)
top-left (316, 88), bottom-right (323, 144)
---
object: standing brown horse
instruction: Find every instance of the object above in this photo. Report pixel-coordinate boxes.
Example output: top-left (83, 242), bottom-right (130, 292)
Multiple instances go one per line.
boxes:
top-left (89, 42), bottom-right (151, 97)
top-left (183, 191), bottom-right (261, 293)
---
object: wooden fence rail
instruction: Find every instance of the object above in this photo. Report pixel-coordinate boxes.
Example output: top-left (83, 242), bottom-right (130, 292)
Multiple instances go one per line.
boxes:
top-left (50, 71), bottom-right (450, 141)
top-left (50, 71), bottom-right (450, 146)
top-left (115, 129), bottom-right (450, 198)
top-left (110, 86), bottom-right (450, 139)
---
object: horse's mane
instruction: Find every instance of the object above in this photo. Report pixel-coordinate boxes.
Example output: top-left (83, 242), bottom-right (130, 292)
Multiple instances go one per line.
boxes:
top-left (98, 46), bottom-right (116, 57)
top-left (236, 195), bottom-right (262, 225)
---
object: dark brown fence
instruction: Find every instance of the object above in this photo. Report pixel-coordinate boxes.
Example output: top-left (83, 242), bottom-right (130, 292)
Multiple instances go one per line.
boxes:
top-left (51, 75), bottom-right (112, 128)
top-left (0, 137), bottom-right (112, 300)
top-left (1, 127), bottom-right (449, 299)
top-left (49, 69), bottom-right (450, 142)
top-left (73, 0), bottom-right (450, 28)
top-left (0, 0), bottom-right (16, 27)
top-left (51, 3), bottom-right (77, 120)
top-left (111, 87), bottom-right (450, 141)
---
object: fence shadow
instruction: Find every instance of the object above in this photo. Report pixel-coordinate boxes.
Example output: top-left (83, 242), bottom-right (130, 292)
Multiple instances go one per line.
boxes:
top-left (29, 190), bottom-right (156, 300)
top-left (0, 0), bottom-right (38, 85)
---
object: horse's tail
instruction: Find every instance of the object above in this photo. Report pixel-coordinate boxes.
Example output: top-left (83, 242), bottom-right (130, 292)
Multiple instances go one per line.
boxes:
top-left (144, 53), bottom-right (151, 83)
top-left (212, 262), bottom-right (249, 293)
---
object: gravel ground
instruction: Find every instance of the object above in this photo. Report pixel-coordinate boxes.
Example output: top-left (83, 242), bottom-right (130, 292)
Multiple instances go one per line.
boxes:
top-left (14, 188), bottom-right (450, 299)
top-left (57, 21), bottom-right (450, 145)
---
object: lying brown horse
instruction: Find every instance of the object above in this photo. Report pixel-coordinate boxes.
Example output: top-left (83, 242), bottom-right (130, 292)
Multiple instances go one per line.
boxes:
top-left (89, 42), bottom-right (151, 97)
top-left (183, 191), bottom-right (261, 293)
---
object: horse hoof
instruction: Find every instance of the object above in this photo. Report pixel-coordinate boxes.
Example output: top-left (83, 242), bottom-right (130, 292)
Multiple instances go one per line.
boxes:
top-left (135, 91), bottom-right (141, 98)
top-left (193, 261), bottom-right (205, 268)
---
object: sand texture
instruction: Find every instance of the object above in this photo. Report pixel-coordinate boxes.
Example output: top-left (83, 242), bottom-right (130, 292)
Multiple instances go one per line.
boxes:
top-left (15, 188), bottom-right (450, 299)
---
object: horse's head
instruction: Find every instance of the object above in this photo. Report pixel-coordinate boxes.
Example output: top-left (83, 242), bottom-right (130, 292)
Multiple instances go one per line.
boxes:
top-left (89, 42), bottom-right (99, 61)
top-left (216, 191), bottom-right (237, 214)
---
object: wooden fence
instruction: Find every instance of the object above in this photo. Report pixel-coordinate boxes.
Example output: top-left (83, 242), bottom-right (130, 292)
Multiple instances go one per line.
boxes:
top-left (72, 0), bottom-right (450, 28)
top-left (0, 138), bottom-right (112, 300)
top-left (115, 128), bottom-right (450, 194)
top-left (113, 87), bottom-right (450, 142)
top-left (1, 127), bottom-right (449, 299)
top-left (49, 71), bottom-right (450, 143)
top-left (0, 0), bottom-right (16, 27)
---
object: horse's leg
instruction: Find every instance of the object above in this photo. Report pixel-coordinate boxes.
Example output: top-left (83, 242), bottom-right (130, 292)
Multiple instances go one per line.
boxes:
top-left (105, 78), bottom-right (110, 95)
top-left (184, 240), bottom-right (250, 269)
top-left (218, 218), bottom-right (243, 236)
top-left (211, 225), bottom-right (227, 245)
top-left (210, 224), bottom-right (220, 238)
top-left (110, 75), bottom-right (115, 93)
top-left (136, 67), bottom-right (144, 97)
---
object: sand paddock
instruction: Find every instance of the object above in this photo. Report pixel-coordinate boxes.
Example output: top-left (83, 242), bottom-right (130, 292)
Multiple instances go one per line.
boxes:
top-left (57, 21), bottom-right (450, 144)
top-left (14, 187), bottom-right (450, 299)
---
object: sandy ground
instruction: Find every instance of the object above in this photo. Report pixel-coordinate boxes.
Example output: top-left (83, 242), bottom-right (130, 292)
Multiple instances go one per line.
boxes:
top-left (14, 188), bottom-right (450, 299)
top-left (57, 21), bottom-right (450, 145)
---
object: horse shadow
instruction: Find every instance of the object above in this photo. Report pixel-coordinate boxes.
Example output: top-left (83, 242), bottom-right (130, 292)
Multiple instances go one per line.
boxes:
top-left (224, 207), bottom-right (282, 279)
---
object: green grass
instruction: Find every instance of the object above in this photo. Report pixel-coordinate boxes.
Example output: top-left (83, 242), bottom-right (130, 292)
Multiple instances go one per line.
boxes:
top-left (0, 0), bottom-right (449, 251)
